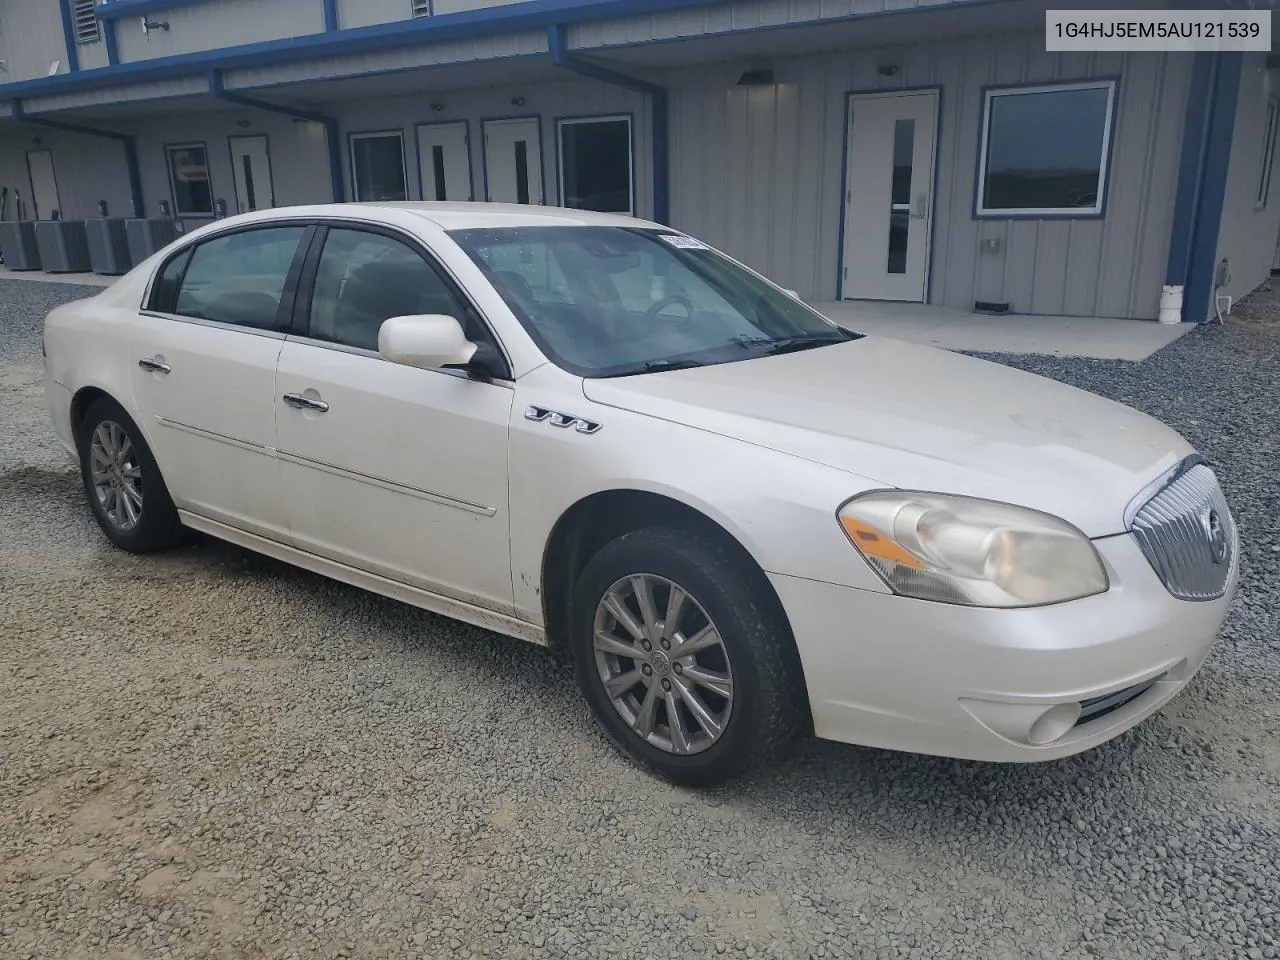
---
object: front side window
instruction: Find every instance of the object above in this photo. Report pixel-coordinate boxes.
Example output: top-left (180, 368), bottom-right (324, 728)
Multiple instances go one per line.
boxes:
top-left (351, 132), bottom-right (408, 202)
top-left (171, 227), bottom-right (306, 330)
top-left (1257, 97), bottom-right (1279, 209)
top-left (166, 143), bottom-right (215, 217)
top-left (307, 228), bottom-right (471, 352)
top-left (558, 116), bottom-right (633, 215)
top-left (976, 81), bottom-right (1116, 217)
top-left (450, 226), bottom-right (854, 378)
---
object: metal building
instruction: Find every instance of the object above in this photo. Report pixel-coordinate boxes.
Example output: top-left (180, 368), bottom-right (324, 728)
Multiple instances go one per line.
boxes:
top-left (0, 0), bottom-right (1275, 324)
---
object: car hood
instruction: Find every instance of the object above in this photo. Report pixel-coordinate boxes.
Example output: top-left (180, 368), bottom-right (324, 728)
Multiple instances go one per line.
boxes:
top-left (581, 337), bottom-right (1193, 537)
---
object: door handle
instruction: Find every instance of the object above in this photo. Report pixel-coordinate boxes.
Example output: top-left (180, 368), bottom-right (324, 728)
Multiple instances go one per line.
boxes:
top-left (282, 392), bottom-right (329, 413)
top-left (138, 357), bottom-right (171, 375)
top-left (913, 192), bottom-right (929, 220)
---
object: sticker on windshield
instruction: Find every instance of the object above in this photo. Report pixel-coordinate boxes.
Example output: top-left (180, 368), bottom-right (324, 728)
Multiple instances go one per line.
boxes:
top-left (657, 234), bottom-right (709, 250)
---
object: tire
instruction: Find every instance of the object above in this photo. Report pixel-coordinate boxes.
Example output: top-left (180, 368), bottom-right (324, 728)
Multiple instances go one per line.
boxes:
top-left (76, 396), bottom-right (188, 553)
top-left (569, 527), bottom-right (808, 787)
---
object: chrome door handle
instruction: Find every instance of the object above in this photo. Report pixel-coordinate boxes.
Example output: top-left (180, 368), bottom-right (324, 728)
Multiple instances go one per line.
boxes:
top-left (912, 192), bottom-right (929, 220)
top-left (282, 392), bottom-right (329, 413)
top-left (138, 357), bottom-right (171, 375)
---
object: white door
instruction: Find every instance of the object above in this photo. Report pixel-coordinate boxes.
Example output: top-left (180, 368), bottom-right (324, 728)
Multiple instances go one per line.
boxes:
top-left (483, 118), bottom-right (543, 205)
top-left (229, 135), bottom-right (275, 214)
top-left (417, 122), bottom-right (472, 201)
top-left (841, 91), bottom-right (939, 303)
top-left (26, 150), bottom-right (61, 220)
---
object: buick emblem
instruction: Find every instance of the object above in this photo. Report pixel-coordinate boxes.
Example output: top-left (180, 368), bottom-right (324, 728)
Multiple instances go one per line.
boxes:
top-left (1205, 509), bottom-right (1229, 566)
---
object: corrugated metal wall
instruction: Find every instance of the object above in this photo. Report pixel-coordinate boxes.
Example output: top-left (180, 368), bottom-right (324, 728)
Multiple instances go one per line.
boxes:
top-left (0, 129), bottom-right (134, 221)
top-left (326, 75), bottom-right (651, 215)
top-left (0, 0), bottom-right (72, 82)
top-left (1216, 53), bottom-right (1280, 305)
top-left (668, 32), bottom-right (1191, 319)
top-left (114, 0), bottom-right (326, 62)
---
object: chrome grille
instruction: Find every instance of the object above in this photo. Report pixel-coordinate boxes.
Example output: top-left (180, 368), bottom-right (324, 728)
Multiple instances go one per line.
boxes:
top-left (1130, 461), bottom-right (1236, 602)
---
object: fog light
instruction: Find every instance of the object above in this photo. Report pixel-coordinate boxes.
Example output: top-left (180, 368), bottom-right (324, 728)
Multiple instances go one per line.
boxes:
top-left (1028, 702), bottom-right (1082, 745)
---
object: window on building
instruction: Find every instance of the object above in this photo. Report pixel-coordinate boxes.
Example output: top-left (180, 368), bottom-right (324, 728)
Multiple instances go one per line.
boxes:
top-left (166, 143), bottom-right (215, 217)
top-left (171, 227), bottom-right (307, 330)
top-left (307, 229), bottom-right (473, 352)
top-left (1257, 97), bottom-right (1279, 209)
top-left (73, 0), bottom-right (101, 44)
top-left (558, 116), bottom-right (633, 215)
top-left (411, 0), bottom-right (432, 16)
top-left (976, 80), bottom-right (1116, 218)
top-left (350, 132), bottom-right (408, 203)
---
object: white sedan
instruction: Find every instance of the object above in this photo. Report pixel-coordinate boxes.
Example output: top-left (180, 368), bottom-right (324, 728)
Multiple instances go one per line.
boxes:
top-left (43, 203), bottom-right (1238, 786)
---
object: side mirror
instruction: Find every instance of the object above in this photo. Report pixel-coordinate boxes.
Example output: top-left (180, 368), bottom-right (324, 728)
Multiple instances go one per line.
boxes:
top-left (379, 314), bottom-right (477, 370)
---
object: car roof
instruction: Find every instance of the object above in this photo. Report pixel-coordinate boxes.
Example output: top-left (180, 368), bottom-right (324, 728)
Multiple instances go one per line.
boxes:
top-left (358, 201), bottom-right (661, 231)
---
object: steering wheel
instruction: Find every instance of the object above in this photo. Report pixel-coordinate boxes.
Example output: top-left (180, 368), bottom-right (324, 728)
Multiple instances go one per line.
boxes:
top-left (645, 295), bottom-right (694, 322)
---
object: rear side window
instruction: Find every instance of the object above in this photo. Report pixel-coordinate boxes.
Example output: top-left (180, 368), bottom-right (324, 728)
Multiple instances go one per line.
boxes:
top-left (148, 248), bottom-right (191, 313)
top-left (171, 227), bottom-right (306, 331)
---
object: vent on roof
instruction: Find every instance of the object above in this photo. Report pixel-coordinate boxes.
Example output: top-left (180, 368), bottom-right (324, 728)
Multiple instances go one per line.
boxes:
top-left (73, 0), bottom-right (101, 44)
top-left (411, 0), bottom-right (432, 17)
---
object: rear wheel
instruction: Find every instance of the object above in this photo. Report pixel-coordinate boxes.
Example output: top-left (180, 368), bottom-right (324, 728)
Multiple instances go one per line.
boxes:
top-left (76, 396), bottom-right (187, 553)
top-left (569, 527), bottom-right (807, 787)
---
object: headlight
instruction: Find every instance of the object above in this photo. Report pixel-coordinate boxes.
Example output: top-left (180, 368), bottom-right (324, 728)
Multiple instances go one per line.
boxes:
top-left (837, 491), bottom-right (1108, 608)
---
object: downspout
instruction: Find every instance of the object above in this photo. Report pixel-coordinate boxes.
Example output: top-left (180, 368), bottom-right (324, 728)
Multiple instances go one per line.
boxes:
top-left (546, 24), bottom-right (669, 225)
top-left (56, 0), bottom-right (80, 73)
top-left (1161, 51), bottom-right (1216, 324)
top-left (208, 70), bottom-right (345, 203)
top-left (11, 100), bottom-right (144, 217)
top-left (322, 0), bottom-right (339, 32)
top-left (1182, 52), bottom-right (1243, 324)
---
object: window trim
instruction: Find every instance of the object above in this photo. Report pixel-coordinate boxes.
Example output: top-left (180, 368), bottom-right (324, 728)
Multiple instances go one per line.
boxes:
top-left (348, 129), bottom-right (409, 204)
top-left (1256, 96), bottom-right (1279, 211)
top-left (973, 78), bottom-right (1119, 220)
top-left (164, 141), bottom-right (216, 218)
top-left (289, 219), bottom-right (514, 381)
top-left (555, 113), bottom-right (636, 216)
top-left (144, 222), bottom-right (316, 334)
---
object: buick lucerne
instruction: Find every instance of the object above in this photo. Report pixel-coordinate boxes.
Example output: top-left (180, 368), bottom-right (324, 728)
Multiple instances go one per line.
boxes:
top-left (43, 203), bottom-right (1239, 785)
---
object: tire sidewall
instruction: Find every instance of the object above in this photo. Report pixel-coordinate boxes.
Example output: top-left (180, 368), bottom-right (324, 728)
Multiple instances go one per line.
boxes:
top-left (76, 397), bottom-right (178, 552)
top-left (569, 529), bottom-right (779, 785)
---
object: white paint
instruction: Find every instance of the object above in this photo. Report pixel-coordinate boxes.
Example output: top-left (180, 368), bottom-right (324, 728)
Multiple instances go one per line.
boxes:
top-left (842, 90), bottom-right (938, 303)
top-left (482, 118), bottom-right (542, 205)
top-left (228, 135), bottom-right (274, 213)
top-left (416, 122), bottom-right (472, 201)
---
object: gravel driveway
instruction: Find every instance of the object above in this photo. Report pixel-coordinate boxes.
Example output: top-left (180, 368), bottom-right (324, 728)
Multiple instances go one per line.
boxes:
top-left (2, 278), bottom-right (1277, 960)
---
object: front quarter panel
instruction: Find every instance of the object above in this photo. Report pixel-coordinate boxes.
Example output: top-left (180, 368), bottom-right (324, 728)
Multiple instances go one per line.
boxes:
top-left (508, 365), bottom-right (892, 625)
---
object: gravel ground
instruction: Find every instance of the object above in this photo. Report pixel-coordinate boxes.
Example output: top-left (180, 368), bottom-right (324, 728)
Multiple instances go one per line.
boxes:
top-left (2, 277), bottom-right (1278, 960)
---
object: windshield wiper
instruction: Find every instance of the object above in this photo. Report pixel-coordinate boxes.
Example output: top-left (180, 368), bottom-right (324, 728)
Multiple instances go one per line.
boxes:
top-left (732, 333), bottom-right (853, 355)
top-left (597, 358), bottom-right (708, 378)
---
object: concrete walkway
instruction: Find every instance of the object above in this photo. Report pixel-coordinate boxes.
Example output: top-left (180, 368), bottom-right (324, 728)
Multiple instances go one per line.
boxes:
top-left (813, 300), bottom-right (1191, 361)
top-left (0, 267), bottom-right (1191, 360)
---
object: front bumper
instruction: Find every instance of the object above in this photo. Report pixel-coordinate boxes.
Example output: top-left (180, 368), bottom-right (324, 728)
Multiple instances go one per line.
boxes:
top-left (772, 531), bottom-right (1237, 762)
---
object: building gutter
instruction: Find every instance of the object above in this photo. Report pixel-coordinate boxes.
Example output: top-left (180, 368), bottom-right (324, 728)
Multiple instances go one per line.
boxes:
top-left (208, 71), bottom-right (344, 203)
top-left (546, 23), bottom-right (669, 225)
top-left (1177, 52), bottom-right (1244, 323)
top-left (11, 100), bottom-right (144, 217)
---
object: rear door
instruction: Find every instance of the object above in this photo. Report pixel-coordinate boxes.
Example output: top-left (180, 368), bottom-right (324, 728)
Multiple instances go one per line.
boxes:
top-left (129, 223), bottom-right (313, 540)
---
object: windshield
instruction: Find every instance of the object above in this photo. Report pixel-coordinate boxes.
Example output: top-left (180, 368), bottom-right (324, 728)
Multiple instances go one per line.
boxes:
top-left (448, 226), bottom-right (858, 377)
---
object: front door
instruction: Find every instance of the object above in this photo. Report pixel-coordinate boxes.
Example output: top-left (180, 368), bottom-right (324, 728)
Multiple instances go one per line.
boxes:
top-left (229, 135), bottom-right (275, 213)
top-left (274, 225), bottom-right (515, 614)
top-left (26, 149), bottom-right (60, 220)
top-left (483, 118), bottom-right (543, 205)
top-left (841, 90), bottom-right (939, 303)
top-left (417, 122), bottom-right (472, 201)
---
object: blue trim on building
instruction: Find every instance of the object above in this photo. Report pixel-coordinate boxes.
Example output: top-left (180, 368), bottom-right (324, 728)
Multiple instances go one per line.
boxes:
top-left (1165, 51), bottom-right (1216, 290)
top-left (1183, 52), bottom-right (1243, 325)
top-left (323, 0), bottom-right (339, 32)
top-left (208, 71), bottom-right (344, 203)
top-left (12, 101), bottom-right (143, 216)
top-left (546, 23), bottom-right (668, 224)
top-left (103, 17), bottom-right (121, 65)
top-left (57, 0), bottom-right (80, 73)
top-left (4, 0), bottom-right (726, 101)
top-left (96, 0), bottom-right (204, 16)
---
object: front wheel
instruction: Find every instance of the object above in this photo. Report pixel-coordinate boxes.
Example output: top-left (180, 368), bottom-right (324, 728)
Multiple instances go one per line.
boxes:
top-left (569, 527), bottom-right (808, 787)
